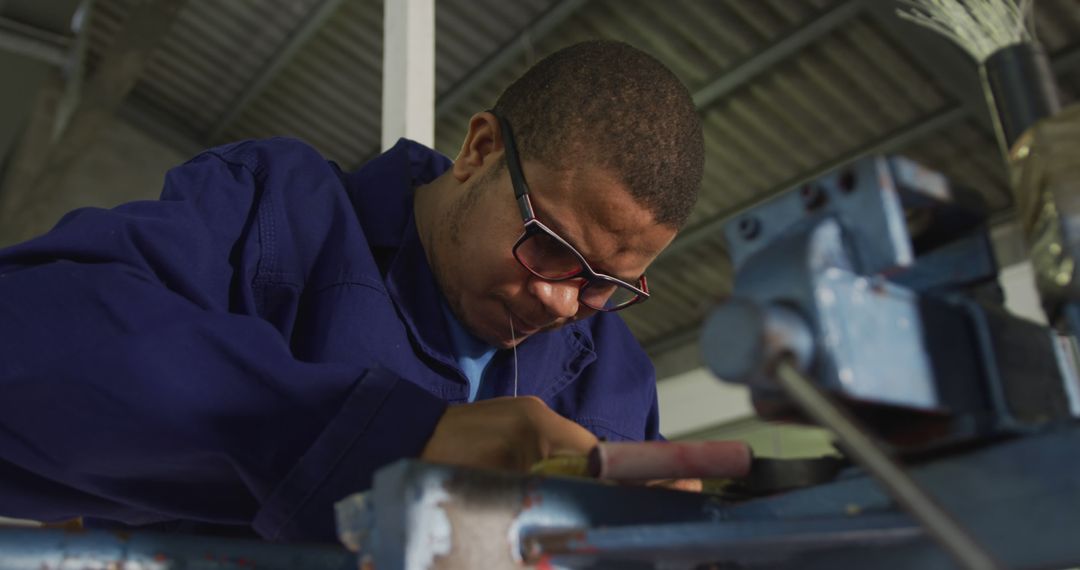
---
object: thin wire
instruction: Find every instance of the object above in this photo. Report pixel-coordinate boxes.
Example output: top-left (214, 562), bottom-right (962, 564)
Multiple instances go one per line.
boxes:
top-left (509, 312), bottom-right (519, 397)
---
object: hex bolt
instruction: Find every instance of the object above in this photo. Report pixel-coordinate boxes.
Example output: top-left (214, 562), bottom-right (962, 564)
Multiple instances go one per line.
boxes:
top-left (839, 169), bottom-right (857, 194)
top-left (738, 217), bottom-right (761, 240)
top-left (801, 184), bottom-right (828, 210)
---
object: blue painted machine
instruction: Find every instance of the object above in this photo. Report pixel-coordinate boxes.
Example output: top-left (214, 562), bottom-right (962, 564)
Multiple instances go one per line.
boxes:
top-left (703, 155), bottom-right (1080, 448)
top-left (324, 154), bottom-right (1080, 569)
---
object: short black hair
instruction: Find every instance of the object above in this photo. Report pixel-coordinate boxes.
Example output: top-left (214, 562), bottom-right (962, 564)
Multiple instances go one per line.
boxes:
top-left (493, 40), bottom-right (704, 228)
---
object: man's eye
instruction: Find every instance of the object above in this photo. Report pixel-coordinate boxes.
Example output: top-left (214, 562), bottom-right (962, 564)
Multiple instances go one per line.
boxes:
top-left (519, 233), bottom-right (582, 277)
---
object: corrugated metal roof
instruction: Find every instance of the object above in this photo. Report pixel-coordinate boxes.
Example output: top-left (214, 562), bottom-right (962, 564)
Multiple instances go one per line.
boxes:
top-left (220, 0), bottom-right (383, 164)
top-left (77, 0), bottom-right (1080, 355)
top-left (436, 0), bottom-right (554, 96)
top-left (434, 0), bottom-right (844, 154)
top-left (1036, 0), bottom-right (1080, 51)
top-left (89, 0), bottom-right (324, 138)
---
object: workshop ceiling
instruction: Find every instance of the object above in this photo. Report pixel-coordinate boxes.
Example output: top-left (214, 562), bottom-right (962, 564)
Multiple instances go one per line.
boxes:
top-left (80, 0), bottom-right (1080, 365)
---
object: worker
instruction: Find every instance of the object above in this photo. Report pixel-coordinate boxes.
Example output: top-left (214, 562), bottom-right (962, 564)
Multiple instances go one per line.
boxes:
top-left (0, 40), bottom-right (704, 541)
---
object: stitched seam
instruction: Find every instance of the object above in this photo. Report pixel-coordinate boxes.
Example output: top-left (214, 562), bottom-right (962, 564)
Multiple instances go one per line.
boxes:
top-left (264, 369), bottom-right (397, 539)
top-left (564, 321), bottom-right (594, 352)
top-left (198, 144), bottom-right (253, 170)
top-left (264, 190), bottom-right (277, 275)
top-left (308, 278), bottom-right (387, 296)
top-left (539, 329), bottom-right (596, 400)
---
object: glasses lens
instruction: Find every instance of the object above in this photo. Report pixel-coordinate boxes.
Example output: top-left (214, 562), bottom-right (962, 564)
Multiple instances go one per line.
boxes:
top-left (580, 280), bottom-right (640, 310)
top-left (515, 231), bottom-right (582, 279)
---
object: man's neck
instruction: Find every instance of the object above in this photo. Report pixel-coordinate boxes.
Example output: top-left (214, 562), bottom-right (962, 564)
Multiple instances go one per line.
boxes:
top-left (412, 171), bottom-right (454, 256)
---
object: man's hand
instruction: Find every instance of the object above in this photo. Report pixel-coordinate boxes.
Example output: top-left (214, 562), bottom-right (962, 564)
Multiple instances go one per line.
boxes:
top-left (645, 478), bottom-right (704, 492)
top-left (420, 396), bottom-right (598, 471)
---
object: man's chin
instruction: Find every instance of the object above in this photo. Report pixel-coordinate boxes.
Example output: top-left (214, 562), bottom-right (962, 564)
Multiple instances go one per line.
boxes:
top-left (462, 320), bottom-right (520, 349)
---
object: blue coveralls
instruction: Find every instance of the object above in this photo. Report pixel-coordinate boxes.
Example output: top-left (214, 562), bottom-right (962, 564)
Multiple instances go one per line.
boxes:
top-left (0, 138), bottom-right (661, 541)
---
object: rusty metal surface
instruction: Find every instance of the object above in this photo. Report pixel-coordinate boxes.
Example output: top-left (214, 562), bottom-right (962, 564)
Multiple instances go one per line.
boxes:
top-left (349, 460), bottom-right (732, 569)
top-left (520, 514), bottom-right (921, 566)
top-left (349, 424), bottom-right (1080, 569)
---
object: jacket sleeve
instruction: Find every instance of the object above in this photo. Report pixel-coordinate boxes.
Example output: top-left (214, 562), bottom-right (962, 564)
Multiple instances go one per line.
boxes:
top-left (644, 386), bottom-right (664, 441)
top-left (0, 139), bottom-right (447, 542)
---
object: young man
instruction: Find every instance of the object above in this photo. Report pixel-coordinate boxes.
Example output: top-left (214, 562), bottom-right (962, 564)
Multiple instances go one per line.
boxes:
top-left (0, 40), bottom-right (703, 541)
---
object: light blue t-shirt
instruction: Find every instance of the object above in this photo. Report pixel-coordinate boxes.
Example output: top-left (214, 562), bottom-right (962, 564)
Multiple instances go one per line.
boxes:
top-left (440, 302), bottom-right (497, 402)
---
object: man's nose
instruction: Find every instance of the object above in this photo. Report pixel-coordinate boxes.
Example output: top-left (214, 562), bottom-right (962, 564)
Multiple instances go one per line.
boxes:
top-left (528, 278), bottom-right (581, 321)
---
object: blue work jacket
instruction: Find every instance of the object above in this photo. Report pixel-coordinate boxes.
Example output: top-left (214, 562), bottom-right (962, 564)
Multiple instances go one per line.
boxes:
top-left (0, 138), bottom-right (661, 542)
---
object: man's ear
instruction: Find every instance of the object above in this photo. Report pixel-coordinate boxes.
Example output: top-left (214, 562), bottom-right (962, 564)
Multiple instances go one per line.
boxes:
top-left (452, 111), bottom-right (503, 183)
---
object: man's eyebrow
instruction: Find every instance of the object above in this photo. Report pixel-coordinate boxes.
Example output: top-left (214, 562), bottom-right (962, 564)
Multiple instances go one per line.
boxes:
top-left (534, 208), bottom-right (581, 251)
top-left (528, 200), bottom-right (569, 240)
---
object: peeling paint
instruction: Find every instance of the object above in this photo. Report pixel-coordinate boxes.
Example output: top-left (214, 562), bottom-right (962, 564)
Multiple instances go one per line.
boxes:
top-left (407, 481), bottom-right (453, 569)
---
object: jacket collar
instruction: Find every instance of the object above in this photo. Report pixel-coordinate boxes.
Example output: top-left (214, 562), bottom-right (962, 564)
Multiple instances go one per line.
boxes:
top-left (343, 138), bottom-right (596, 399)
top-left (344, 138), bottom-right (451, 251)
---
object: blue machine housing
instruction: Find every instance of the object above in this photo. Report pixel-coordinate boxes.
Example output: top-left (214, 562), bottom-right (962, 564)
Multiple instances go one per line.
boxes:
top-left (708, 155), bottom-right (1079, 448)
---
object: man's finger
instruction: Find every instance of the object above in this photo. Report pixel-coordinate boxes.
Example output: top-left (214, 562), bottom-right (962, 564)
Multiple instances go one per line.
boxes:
top-left (535, 409), bottom-right (599, 458)
top-left (644, 478), bottom-right (704, 492)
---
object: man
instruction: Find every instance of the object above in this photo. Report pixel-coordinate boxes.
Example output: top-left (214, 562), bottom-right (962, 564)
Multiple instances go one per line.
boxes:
top-left (0, 40), bottom-right (703, 541)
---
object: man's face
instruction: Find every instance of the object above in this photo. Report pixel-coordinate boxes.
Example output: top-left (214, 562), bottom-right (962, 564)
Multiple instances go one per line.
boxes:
top-left (428, 151), bottom-right (676, 349)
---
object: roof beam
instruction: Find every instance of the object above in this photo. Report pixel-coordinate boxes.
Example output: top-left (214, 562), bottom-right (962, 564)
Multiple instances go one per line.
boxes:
top-left (863, 1), bottom-right (994, 135)
top-left (0, 16), bottom-right (71, 67)
top-left (211, 0), bottom-right (589, 154)
top-left (206, 0), bottom-right (348, 143)
top-left (434, 0), bottom-right (589, 117)
top-left (0, 0), bottom-right (186, 240)
top-left (692, 0), bottom-right (863, 109)
top-left (354, 0), bottom-right (589, 163)
top-left (40, 0), bottom-right (186, 169)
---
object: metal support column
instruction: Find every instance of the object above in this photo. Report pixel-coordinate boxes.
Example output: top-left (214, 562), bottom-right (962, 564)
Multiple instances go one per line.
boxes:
top-left (382, 0), bottom-right (435, 150)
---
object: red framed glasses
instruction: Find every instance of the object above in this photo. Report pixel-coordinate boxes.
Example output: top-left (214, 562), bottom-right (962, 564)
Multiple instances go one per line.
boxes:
top-left (494, 111), bottom-right (650, 312)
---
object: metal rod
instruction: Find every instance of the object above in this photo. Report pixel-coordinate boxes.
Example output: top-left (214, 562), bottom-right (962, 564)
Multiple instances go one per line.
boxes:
top-left (521, 514), bottom-right (921, 564)
top-left (774, 359), bottom-right (1003, 570)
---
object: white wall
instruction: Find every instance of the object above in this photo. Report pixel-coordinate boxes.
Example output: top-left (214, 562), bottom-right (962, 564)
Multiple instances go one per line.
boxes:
top-left (999, 260), bottom-right (1046, 324)
top-left (657, 367), bottom-right (752, 439)
top-left (0, 115), bottom-right (186, 246)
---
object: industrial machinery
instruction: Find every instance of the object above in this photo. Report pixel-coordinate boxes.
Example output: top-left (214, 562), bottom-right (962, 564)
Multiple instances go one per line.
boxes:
top-left (333, 3), bottom-right (1080, 566)
top-left (325, 149), bottom-right (1080, 569)
top-left (340, 3), bottom-right (1080, 565)
top-left (5, 143), bottom-right (1080, 568)
top-left (705, 153), bottom-right (1080, 444)
top-left (6, 147), bottom-right (1080, 569)
top-left (6, 0), bottom-right (1080, 566)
